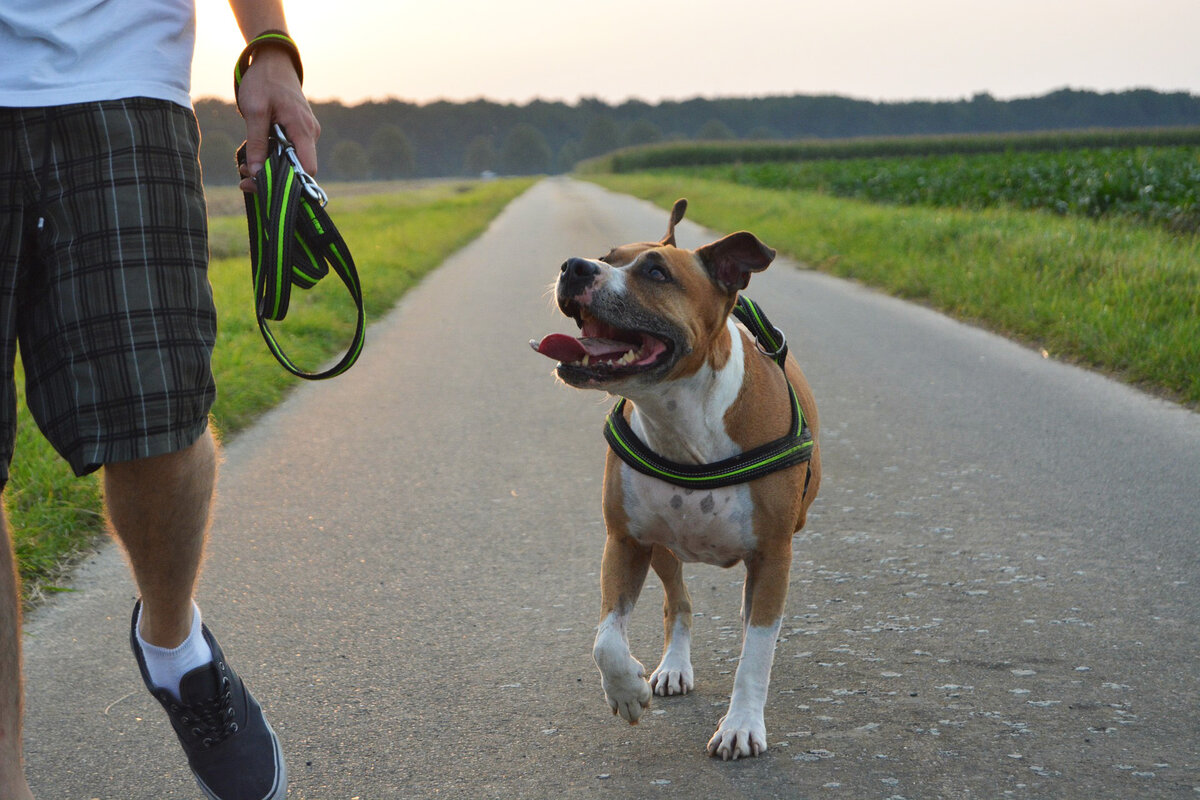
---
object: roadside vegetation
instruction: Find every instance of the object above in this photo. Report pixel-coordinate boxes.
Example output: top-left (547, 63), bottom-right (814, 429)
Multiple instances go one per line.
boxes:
top-left (11, 177), bottom-right (535, 604)
top-left (705, 146), bottom-right (1200, 233)
top-left (582, 127), bottom-right (1200, 174)
top-left (583, 134), bottom-right (1199, 408)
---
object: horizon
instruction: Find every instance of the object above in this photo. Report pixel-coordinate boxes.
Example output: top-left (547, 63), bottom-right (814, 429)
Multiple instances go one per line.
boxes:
top-left (190, 0), bottom-right (1200, 108)
top-left (191, 85), bottom-right (1199, 111)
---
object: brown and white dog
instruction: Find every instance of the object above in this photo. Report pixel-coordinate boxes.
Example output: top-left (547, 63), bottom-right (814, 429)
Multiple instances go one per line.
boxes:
top-left (532, 200), bottom-right (821, 759)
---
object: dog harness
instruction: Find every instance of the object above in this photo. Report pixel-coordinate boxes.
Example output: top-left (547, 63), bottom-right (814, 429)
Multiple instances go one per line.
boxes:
top-left (235, 125), bottom-right (365, 380)
top-left (604, 295), bottom-right (814, 491)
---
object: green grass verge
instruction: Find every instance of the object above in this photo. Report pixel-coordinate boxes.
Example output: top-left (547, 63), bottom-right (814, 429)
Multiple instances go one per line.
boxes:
top-left (10, 177), bottom-right (534, 603)
top-left (585, 173), bottom-right (1200, 408)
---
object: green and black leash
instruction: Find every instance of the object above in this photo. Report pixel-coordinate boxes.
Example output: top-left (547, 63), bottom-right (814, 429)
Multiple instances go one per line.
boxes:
top-left (604, 295), bottom-right (814, 491)
top-left (233, 32), bottom-right (365, 379)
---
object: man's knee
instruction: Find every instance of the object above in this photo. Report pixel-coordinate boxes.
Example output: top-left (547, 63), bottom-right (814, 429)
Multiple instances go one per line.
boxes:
top-left (104, 429), bottom-right (216, 488)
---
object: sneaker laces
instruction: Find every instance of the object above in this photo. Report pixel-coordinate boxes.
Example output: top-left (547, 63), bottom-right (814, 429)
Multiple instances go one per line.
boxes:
top-left (173, 673), bottom-right (239, 749)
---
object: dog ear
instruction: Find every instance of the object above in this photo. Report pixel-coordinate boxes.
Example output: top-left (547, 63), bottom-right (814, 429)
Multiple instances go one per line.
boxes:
top-left (695, 231), bottom-right (776, 292)
top-left (659, 198), bottom-right (688, 246)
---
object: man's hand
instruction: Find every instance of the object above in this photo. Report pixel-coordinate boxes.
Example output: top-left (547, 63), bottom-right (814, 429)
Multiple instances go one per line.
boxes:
top-left (236, 45), bottom-right (320, 192)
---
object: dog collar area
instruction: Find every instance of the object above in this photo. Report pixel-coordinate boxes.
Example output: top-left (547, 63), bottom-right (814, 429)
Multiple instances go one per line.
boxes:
top-left (603, 296), bottom-right (814, 491)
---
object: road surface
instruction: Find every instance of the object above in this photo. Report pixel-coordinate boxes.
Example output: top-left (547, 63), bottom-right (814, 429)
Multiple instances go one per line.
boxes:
top-left (23, 178), bottom-right (1200, 798)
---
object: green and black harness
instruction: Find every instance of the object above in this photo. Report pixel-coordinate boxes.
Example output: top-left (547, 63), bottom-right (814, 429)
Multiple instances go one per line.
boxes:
top-left (603, 295), bottom-right (815, 491)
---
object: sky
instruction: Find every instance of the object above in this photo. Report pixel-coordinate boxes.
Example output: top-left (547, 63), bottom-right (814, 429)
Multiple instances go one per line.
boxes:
top-left (191, 0), bottom-right (1200, 106)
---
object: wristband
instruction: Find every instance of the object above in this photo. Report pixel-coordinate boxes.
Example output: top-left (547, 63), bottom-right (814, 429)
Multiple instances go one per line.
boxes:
top-left (233, 30), bottom-right (304, 112)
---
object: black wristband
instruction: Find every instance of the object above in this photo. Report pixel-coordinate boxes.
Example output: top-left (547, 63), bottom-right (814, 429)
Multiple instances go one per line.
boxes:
top-left (233, 30), bottom-right (303, 112)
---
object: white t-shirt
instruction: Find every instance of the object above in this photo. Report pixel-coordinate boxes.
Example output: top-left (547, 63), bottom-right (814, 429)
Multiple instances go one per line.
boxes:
top-left (0, 0), bottom-right (196, 108)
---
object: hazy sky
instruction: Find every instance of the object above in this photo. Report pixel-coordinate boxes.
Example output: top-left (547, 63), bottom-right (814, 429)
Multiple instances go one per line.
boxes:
top-left (192, 0), bottom-right (1200, 105)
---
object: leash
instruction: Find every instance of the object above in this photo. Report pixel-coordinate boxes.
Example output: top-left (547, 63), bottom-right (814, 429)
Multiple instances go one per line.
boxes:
top-left (603, 296), bottom-right (814, 491)
top-left (235, 125), bottom-right (365, 380)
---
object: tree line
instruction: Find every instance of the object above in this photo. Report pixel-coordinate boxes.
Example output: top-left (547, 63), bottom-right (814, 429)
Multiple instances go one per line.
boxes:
top-left (194, 88), bottom-right (1200, 184)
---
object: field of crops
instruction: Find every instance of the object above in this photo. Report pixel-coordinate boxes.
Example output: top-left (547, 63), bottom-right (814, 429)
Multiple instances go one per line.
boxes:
top-left (587, 127), bottom-right (1200, 173)
top-left (699, 146), bottom-right (1200, 233)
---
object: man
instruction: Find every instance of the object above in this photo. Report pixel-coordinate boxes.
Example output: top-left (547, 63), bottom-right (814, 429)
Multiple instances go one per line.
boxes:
top-left (0, 1), bottom-right (320, 798)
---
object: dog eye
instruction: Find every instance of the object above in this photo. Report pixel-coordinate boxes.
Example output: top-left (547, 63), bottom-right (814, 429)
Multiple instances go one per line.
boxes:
top-left (643, 263), bottom-right (670, 282)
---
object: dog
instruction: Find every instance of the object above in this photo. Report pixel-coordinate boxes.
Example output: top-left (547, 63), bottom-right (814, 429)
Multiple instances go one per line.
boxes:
top-left (531, 199), bottom-right (821, 759)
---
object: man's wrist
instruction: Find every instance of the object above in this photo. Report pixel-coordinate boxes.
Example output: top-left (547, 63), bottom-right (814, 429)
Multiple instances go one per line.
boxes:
top-left (233, 30), bottom-right (304, 111)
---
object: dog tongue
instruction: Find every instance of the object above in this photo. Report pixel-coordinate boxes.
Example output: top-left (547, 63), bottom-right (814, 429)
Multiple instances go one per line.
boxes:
top-left (531, 334), bottom-right (634, 363)
top-left (532, 334), bottom-right (587, 362)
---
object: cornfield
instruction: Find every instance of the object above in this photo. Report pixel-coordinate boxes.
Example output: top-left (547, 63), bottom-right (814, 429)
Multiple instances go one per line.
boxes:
top-left (709, 147), bottom-right (1200, 232)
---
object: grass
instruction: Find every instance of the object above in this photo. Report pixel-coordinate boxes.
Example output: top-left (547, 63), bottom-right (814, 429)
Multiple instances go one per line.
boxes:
top-left (10, 177), bottom-right (535, 603)
top-left (585, 173), bottom-right (1200, 408)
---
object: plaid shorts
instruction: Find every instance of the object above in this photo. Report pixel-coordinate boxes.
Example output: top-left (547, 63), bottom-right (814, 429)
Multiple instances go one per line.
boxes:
top-left (0, 98), bottom-right (217, 481)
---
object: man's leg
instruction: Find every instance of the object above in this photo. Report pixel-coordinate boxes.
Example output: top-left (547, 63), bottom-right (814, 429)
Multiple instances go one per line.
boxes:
top-left (110, 429), bottom-right (286, 800)
top-left (0, 508), bottom-right (33, 800)
top-left (104, 430), bottom-right (215, 649)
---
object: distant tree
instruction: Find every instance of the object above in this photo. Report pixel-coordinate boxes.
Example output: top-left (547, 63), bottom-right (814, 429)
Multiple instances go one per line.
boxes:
top-left (330, 140), bottom-right (369, 181)
top-left (198, 129), bottom-right (238, 185)
top-left (500, 124), bottom-right (552, 174)
top-left (624, 119), bottom-right (664, 147)
top-left (368, 124), bottom-right (416, 179)
top-left (555, 140), bottom-right (581, 173)
top-left (747, 126), bottom-right (782, 140)
top-left (697, 119), bottom-right (736, 140)
top-left (464, 135), bottom-right (497, 175)
top-left (579, 116), bottom-right (622, 158)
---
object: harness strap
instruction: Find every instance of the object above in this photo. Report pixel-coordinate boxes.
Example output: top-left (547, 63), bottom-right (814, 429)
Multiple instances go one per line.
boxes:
top-left (732, 294), bottom-right (788, 366)
top-left (603, 295), bottom-right (813, 491)
top-left (237, 126), bottom-right (365, 380)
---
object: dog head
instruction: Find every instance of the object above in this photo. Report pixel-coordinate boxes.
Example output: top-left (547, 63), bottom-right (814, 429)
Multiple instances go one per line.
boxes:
top-left (532, 199), bottom-right (776, 390)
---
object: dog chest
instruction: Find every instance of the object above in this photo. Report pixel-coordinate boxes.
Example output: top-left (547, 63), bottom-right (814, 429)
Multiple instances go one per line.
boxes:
top-left (618, 464), bottom-right (756, 565)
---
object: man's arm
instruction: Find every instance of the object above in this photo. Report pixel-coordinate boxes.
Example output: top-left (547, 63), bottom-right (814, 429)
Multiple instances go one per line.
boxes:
top-left (227, 0), bottom-right (321, 191)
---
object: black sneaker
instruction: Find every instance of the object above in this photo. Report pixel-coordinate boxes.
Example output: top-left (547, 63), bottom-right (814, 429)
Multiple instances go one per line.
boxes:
top-left (130, 600), bottom-right (286, 800)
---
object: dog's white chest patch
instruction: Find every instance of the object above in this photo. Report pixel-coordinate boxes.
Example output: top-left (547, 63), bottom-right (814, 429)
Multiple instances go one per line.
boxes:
top-left (620, 467), bottom-right (756, 565)
top-left (615, 321), bottom-right (759, 565)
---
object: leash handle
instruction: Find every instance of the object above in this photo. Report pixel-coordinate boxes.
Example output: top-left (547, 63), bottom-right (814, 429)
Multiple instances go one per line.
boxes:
top-left (237, 129), bottom-right (366, 380)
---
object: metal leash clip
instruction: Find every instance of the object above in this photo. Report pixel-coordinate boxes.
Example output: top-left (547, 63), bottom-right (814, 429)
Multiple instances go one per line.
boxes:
top-left (272, 123), bottom-right (327, 207)
top-left (755, 327), bottom-right (787, 360)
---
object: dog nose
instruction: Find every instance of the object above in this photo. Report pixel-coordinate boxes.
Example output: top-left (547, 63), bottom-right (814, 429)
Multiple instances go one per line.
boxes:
top-left (560, 257), bottom-right (601, 294)
top-left (561, 257), bottom-right (599, 279)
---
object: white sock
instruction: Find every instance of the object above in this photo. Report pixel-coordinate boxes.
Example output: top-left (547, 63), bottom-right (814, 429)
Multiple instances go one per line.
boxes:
top-left (136, 601), bottom-right (213, 701)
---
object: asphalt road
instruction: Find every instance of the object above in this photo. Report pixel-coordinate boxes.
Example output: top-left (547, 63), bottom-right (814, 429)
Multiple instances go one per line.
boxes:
top-left (23, 178), bottom-right (1200, 799)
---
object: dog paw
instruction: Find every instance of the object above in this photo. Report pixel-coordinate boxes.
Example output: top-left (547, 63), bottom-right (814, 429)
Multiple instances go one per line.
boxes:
top-left (598, 659), bottom-right (652, 724)
top-left (706, 711), bottom-right (767, 761)
top-left (650, 656), bottom-right (694, 697)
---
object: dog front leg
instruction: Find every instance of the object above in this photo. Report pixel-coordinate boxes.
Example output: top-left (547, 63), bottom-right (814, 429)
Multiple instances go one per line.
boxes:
top-left (593, 532), bottom-right (653, 724)
top-left (707, 547), bottom-right (790, 760)
top-left (649, 545), bottom-right (694, 696)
